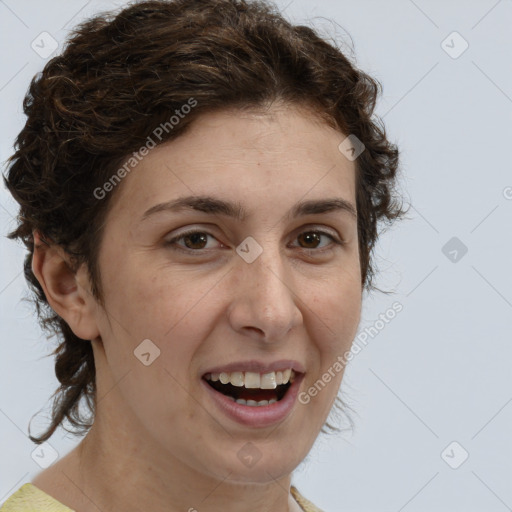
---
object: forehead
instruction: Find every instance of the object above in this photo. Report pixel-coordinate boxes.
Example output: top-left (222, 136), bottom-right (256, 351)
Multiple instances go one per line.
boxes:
top-left (108, 105), bottom-right (357, 222)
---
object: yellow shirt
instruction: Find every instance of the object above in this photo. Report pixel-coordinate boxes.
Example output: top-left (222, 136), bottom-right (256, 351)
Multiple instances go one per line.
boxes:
top-left (0, 484), bottom-right (72, 512)
top-left (0, 483), bottom-right (324, 511)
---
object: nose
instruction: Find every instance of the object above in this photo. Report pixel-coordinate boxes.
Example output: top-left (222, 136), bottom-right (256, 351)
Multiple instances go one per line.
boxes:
top-left (226, 241), bottom-right (303, 343)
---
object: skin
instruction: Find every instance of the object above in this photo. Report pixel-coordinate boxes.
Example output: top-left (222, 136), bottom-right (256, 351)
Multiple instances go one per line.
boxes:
top-left (31, 104), bottom-right (362, 512)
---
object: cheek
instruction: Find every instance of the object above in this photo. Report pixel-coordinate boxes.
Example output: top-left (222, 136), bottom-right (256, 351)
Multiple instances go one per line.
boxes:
top-left (304, 275), bottom-right (361, 409)
top-left (102, 271), bottom-right (212, 383)
top-left (312, 268), bottom-right (362, 349)
top-left (99, 256), bottom-right (177, 334)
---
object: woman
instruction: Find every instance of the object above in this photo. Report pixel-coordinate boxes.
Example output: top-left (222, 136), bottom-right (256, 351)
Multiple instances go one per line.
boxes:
top-left (1, 0), bottom-right (403, 510)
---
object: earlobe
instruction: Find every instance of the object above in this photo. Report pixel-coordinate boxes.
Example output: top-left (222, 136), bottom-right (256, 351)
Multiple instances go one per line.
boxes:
top-left (31, 231), bottom-right (100, 341)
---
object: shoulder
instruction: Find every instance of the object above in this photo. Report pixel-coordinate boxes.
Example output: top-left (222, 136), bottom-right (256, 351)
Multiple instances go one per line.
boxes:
top-left (0, 483), bottom-right (74, 512)
top-left (291, 485), bottom-right (325, 512)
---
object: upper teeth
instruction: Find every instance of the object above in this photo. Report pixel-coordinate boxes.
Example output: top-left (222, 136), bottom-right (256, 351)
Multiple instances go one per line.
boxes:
top-left (206, 369), bottom-right (295, 389)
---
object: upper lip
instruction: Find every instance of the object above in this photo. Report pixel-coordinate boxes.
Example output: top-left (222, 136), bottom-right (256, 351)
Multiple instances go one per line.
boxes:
top-left (202, 359), bottom-right (305, 376)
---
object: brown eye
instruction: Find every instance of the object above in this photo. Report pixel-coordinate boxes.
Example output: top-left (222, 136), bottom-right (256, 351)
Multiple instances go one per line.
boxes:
top-left (181, 232), bottom-right (209, 249)
top-left (166, 228), bottom-right (342, 255)
top-left (295, 230), bottom-right (340, 251)
top-left (166, 230), bottom-right (219, 252)
top-left (297, 232), bottom-right (322, 249)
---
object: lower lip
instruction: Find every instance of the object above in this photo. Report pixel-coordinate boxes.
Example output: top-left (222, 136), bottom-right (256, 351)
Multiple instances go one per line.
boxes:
top-left (201, 374), bottom-right (304, 428)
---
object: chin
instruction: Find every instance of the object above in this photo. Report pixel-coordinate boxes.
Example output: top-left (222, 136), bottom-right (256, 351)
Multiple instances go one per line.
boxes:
top-left (234, 443), bottom-right (305, 483)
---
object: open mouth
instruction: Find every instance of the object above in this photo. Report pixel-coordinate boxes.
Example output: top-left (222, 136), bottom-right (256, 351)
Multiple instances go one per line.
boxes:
top-left (203, 369), bottom-right (296, 407)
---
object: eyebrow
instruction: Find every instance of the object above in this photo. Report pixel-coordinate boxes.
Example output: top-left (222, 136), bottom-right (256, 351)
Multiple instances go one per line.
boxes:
top-left (141, 195), bottom-right (357, 222)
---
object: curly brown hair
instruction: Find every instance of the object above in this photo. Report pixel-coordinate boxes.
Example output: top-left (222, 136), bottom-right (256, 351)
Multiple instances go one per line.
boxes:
top-left (4, 0), bottom-right (404, 444)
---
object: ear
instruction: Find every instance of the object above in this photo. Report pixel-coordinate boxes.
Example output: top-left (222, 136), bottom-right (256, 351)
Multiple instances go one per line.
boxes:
top-left (31, 231), bottom-right (100, 341)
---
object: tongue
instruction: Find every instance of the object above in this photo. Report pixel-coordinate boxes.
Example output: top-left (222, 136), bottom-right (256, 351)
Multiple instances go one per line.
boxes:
top-left (236, 388), bottom-right (278, 401)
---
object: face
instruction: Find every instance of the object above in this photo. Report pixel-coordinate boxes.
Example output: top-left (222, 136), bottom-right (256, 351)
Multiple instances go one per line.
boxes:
top-left (88, 105), bottom-right (362, 483)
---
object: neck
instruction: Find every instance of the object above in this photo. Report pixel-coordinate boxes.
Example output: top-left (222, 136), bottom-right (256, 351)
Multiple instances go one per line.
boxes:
top-left (34, 388), bottom-right (301, 512)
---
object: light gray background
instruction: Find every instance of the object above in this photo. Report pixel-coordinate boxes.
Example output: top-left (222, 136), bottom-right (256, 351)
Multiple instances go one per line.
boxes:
top-left (1, 1), bottom-right (511, 511)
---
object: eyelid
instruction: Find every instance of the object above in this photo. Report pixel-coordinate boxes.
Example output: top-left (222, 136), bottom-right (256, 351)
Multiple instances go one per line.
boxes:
top-left (165, 224), bottom-right (345, 253)
top-left (294, 223), bottom-right (343, 242)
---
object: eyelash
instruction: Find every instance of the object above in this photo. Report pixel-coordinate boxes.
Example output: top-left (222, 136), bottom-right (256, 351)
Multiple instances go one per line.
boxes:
top-left (165, 228), bottom-right (344, 255)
